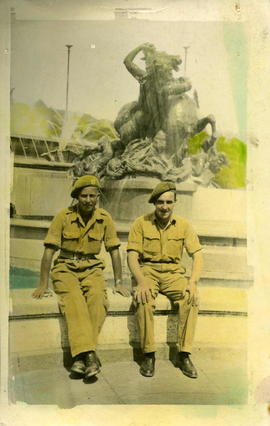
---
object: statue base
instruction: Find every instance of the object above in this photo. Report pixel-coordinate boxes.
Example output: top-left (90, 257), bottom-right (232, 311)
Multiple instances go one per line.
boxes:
top-left (101, 176), bottom-right (197, 222)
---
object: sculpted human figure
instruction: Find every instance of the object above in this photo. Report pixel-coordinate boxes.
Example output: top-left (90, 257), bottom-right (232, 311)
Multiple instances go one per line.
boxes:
top-left (68, 44), bottom-right (222, 186)
top-left (127, 181), bottom-right (203, 378)
top-left (114, 43), bottom-right (216, 163)
top-left (69, 44), bottom-right (219, 184)
top-left (114, 43), bottom-right (192, 148)
top-left (32, 175), bottom-right (129, 379)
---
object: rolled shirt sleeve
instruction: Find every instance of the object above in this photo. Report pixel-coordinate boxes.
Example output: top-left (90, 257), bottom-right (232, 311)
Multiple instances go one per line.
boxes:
top-left (43, 209), bottom-right (65, 250)
top-left (184, 221), bottom-right (202, 256)
top-left (127, 217), bottom-right (143, 254)
top-left (103, 213), bottom-right (121, 251)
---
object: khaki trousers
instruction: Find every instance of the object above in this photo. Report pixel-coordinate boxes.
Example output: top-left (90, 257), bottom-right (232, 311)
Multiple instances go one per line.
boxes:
top-left (134, 264), bottom-right (199, 354)
top-left (51, 260), bottom-right (108, 357)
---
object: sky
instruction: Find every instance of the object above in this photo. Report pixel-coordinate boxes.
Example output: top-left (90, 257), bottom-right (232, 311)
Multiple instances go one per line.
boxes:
top-left (10, 3), bottom-right (248, 140)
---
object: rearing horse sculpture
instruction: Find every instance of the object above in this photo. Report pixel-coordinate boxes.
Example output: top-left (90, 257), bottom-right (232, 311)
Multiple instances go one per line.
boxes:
top-left (114, 43), bottom-right (216, 164)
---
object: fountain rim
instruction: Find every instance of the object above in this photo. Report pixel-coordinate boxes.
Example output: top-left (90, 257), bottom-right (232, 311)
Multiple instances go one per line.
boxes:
top-left (102, 177), bottom-right (197, 193)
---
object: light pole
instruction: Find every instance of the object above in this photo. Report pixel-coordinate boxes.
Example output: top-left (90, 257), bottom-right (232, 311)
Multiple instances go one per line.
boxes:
top-left (183, 46), bottom-right (190, 75)
top-left (60, 44), bottom-right (73, 149)
top-left (65, 44), bottom-right (73, 120)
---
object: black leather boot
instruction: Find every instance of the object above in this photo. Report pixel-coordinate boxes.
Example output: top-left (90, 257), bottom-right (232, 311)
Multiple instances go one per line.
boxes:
top-left (140, 353), bottom-right (155, 377)
top-left (178, 352), bottom-right (198, 379)
top-left (70, 353), bottom-right (86, 375)
top-left (84, 351), bottom-right (101, 378)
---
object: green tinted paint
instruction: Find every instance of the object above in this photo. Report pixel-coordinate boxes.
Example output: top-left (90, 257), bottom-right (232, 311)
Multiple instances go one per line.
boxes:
top-left (214, 136), bottom-right (246, 188)
top-left (187, 131), bottom-right (209, 154)
top-left (11, 101), bottom-right (117, 141)
top-left (188, 132), bottom-right (246, 188)
top-left (223, 22), bottom-right (248, 141)
top-left (10, 266), bottom-right (39, 289)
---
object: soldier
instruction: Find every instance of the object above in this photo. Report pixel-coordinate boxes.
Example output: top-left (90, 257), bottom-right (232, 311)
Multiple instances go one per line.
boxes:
top-left (127, 181), bottom-right (203, 378)
top-left (32, 175), bottom-right (129, 379)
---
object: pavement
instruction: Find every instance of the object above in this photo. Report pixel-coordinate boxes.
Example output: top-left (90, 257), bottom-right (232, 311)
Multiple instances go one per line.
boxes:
top-left (9, 346), bottom-right (247, 407)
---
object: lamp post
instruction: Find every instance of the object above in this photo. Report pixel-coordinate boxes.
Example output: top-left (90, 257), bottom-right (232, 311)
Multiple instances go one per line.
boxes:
top-left (65, 44), bottom-right (73, 120)
top-left (60, 44), bottom-right (73, 149)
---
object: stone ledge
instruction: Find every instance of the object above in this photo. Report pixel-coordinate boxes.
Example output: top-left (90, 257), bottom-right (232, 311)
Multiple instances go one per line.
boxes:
top-left (9, 286), bottom-right (247, 317)
top-left (9, 315), bottom-right (247, 355)
top-left (14, 157), bottom-right (72, 170)
top-left (103, 177), bottom-right (197, 192)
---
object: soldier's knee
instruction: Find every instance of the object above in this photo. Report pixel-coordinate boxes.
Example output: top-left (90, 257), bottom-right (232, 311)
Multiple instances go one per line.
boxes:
top-left (135, 300), bottom-right (155, 312)
top-left (86, 288), bottom-right (106, 302)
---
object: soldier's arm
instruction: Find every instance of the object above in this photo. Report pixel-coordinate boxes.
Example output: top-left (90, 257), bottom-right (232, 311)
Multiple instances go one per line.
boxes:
top-left (190, 250), bottom-right (203, 283)
top-left (109, 248), bottom-right (130, 297)
top-left (187, 250), bottom-right (203, 303)
top-left (189, 250), bottom-right (203, 283)
top-left (127, 250), bottom-right (152, 304)
top-left (32, 246), bottom-right (56, 299)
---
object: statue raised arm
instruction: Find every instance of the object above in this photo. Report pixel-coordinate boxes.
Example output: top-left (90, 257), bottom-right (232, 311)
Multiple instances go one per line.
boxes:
top-left (123, 43), bottom-right (156, 82)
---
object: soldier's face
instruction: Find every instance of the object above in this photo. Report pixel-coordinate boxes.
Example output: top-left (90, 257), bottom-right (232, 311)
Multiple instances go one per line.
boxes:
top-left (154, 191), bottom-right (175, 223)
top-left (78, 186), bottom-right (99, 216)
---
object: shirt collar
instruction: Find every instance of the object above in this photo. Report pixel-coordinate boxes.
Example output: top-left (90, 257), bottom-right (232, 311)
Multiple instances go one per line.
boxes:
top-left (151, 212), bottom-right (177, 226)
top-left (68, 205), bottom-right (103, 225)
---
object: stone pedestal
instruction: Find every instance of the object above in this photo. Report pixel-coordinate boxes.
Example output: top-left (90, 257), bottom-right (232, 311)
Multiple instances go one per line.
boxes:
top-left (11, 164), bottom-right (73, 217)
top-left (101, 177), bottom-right (197, 222)
top-left (11, 165), bottom-right (197, 220)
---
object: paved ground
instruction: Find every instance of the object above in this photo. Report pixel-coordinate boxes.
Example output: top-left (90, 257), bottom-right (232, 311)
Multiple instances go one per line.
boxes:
top-left (9, 346), bottom-right (247, 407)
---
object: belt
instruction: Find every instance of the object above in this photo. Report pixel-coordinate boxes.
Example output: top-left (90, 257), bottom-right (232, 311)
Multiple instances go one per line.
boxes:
top-left (59, 250), bottom-right (97, 261)
top-left (143, 260), bottom-right (177, 264)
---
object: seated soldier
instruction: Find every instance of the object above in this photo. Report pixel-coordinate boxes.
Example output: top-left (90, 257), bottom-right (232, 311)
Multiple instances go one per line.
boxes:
top-left (127, 181), bottom-right (203, 378)
top-left (32, 175), bottom-right (129, 379)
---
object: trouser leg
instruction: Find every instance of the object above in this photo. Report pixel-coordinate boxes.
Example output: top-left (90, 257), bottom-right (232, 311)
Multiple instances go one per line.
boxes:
top-left (81, 268), bottom-right (108, 349)
top-left (175, 293), bottom-right (199, 353)
top-left (159, 273), bottom-right (199, 354)
top-left (133, 267), bottom-right (159, 353)
top-left (53, 271), bottom-right (96, 357)
top-left (135, 298), bottom-right (156, 353)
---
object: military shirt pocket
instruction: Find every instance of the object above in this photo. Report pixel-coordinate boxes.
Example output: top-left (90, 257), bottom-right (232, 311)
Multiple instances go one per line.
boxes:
top-left (87, 229), bottom-right (103, 253)
top-left (167, 235), bottom-right (184, 257)
top-left (143, 233), bottom-right (160, 255)
top-left (63, 230), bottom-right (80, 239)
top-left (62, 226), bottom-right (81, 251)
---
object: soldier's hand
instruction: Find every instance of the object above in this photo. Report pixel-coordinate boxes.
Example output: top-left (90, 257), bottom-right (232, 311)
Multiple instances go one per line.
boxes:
top-left (187, 280), bottom-right (198, 305)
top-left (133, 283), bottom-right (152, 304)
top-left (32, 286), bottom-right (52, 299)
top-left (113, 284), bottom-right (130, 297)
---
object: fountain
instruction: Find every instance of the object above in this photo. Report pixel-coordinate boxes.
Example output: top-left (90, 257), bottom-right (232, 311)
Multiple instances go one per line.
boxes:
top-left (11, 43), bottom-right (245, 223)
top-left (64, 43), bottom-right (229, 222)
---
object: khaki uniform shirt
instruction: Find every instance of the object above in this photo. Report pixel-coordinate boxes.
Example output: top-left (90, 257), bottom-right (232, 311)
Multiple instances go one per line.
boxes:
top-left (44, 205), bottom-right (120, 255)
top-left (127, 212), bottom-right (201, 272)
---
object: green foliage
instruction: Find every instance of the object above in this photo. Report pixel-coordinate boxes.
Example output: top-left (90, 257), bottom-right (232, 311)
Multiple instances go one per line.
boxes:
top-left (11, 101), bottom-right (117, 143)
top-left (84, 119), bottom-right (118, 141)
top-left (213, 137), bottom-right (246, 188)
top-left (187, 131), bottom-right (209, 154)
top-left (188, 132), bottom-right (246, 188)
top-left (11, 102), bottom-right (54, 138)
top-left (10, 101), bottom-right (246, 188)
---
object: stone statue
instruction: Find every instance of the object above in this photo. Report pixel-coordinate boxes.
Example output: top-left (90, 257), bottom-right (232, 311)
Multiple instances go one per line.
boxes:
top-left (71, 43), bottom-right (226, 187)
top-left (72, 136), bottom-right (125, 178)
top-left (114, 43), bottom-right (216, 165)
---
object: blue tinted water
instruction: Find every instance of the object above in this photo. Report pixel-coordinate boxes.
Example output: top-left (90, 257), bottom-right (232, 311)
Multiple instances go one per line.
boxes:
top-left (10, 266), bottom-right (39, 289)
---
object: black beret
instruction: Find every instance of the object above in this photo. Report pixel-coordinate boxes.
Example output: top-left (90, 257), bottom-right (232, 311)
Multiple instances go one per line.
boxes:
top-left (148, 181), bottom-right (176, 203)
top-left (71, 175), bottom-right (100, 198)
